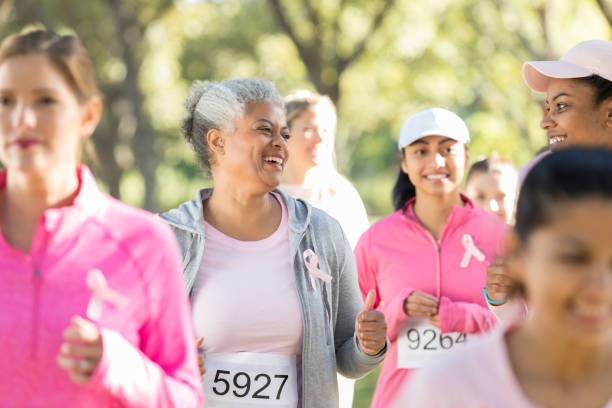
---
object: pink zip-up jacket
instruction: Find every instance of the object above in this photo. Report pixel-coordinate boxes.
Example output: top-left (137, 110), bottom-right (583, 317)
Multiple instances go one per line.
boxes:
top-left (355, 195), bottom-right (508, 408)
top-left (0, 166), bottom-right (204, 407)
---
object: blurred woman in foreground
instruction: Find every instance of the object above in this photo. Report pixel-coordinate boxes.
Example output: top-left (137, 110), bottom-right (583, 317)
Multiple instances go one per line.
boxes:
top-left (0, 30), bottom-right (203, 407)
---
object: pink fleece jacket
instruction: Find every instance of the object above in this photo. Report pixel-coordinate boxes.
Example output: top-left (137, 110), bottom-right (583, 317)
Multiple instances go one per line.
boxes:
top-left (355, 196), bottom-right (508, 408)
top-left (0, 166), bottom-right (204, 407)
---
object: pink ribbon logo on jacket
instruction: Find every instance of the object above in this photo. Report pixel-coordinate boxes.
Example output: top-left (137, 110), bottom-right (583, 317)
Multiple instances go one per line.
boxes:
top-left (86, 269), bottom-right (129, 321)
top-left (460, 234), bottom-right (485, 268)
top-left (303, 249), bottom-right (333, 290)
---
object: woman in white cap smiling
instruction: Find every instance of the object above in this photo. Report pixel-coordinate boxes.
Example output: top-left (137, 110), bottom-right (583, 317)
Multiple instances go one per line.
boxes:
top-left (486, 40), bottom-right (612, 315)
top-left (523, 40), bottom-right (612, 151)
top-left (354, 108), bottom-right (508, 408)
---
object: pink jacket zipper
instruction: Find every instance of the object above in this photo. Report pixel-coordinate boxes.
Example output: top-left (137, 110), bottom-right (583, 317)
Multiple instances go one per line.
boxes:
top-left (31, 268), bottom-right (41, 359)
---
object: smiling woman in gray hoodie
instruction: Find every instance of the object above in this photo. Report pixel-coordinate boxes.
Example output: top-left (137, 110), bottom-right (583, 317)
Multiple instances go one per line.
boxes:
top-left (160, 78), bottom-right (387, 408)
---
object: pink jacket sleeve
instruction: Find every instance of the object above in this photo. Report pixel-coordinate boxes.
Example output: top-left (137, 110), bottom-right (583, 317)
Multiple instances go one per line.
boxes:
top-left (354, 231), bottom-right (415, 342)
top-left (438, 296), bottom-right (497, 334)
top-left (89, 225), bottom-right (204, 407)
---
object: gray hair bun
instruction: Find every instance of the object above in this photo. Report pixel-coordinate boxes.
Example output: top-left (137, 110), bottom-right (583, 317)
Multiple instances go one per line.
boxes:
top-left (180, 78), bottom-right (283, 171)
top-left (180, 80), bottom-right (214, 149)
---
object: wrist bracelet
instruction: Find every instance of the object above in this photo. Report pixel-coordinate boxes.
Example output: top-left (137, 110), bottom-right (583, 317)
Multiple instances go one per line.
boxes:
top-left (483, 287), bottom-right (507, 305)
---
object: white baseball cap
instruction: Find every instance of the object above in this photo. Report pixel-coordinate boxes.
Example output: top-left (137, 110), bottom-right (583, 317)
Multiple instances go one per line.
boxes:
top-left (398, 108), bottom-right (470, 150)
top-left (523, 40), bottom-right (612, 92)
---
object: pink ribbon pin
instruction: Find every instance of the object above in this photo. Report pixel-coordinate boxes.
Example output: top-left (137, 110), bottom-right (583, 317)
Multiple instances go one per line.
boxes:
top-left (86, 269), bottom-right (129, 321)
top-left (460, 234), bottom-right (485, 268)
top-left (303, 249), bottom-right (332, 291)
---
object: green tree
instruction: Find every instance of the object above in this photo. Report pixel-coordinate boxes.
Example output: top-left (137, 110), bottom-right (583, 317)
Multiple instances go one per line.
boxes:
top-left (12, 0), bottom-right (176, 211)
top-left (266, 0), bottom-right (397, 104)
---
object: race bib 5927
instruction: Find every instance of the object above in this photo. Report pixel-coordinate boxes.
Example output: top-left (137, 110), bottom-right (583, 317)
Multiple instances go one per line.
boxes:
top-left (203, 352), bottom-right (298, 407)
top-left (397, 318), bottom-right (468, 369)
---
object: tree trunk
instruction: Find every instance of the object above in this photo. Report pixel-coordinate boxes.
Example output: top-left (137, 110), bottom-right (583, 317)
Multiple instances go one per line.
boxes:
top-left (595, 0), bottom-right (612, 26)
top-left (108, 0), bottom-right (159, 211)
top-left (94, 84), bottom-right (124, 198)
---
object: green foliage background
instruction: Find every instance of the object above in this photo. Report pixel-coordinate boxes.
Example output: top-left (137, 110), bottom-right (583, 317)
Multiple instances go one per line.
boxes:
top-left (7, 0), bottom-right (612, 217)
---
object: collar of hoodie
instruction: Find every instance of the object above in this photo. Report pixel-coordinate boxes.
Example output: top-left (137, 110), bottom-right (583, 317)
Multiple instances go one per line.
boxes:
top-left (160, 187), bottom-right (313, 236)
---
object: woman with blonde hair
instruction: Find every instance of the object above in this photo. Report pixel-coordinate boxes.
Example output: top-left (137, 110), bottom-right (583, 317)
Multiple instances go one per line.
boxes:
top-left (0, 30), bottom-right (203, 407)
top-left (280, 90), bottom-right (369, 249)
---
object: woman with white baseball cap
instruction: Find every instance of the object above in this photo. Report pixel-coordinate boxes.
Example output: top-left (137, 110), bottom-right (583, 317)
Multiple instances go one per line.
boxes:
top-left (354, 108), bottom-right (508, 408)
top-left (523, 40), bottom-right (612, 151)
top-left (486, 40), bottom-right (612, 317)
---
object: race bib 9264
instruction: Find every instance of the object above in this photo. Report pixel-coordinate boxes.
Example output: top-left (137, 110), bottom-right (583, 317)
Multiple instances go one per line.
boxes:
top-left (397, 317), bottom-right (468, 369)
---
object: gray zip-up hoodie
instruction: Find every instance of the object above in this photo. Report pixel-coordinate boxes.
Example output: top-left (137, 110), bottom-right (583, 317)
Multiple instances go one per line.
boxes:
top-left (160, 188), bottom-right (387, 408)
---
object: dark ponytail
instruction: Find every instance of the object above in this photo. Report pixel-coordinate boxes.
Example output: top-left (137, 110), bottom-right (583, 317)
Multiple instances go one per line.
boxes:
top-left (576, 74), bottom-right (612, 106)
top-left (391, 167), bottom-right (416, 210)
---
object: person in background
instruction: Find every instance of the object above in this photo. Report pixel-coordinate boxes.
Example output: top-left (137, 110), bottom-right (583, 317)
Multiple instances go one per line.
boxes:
top-left (160, 78), bottom-right (387, 408)
top-left (280, 90), bottom-right (369, 407)
top-left (464, 153), bottom-right (518, 225)
top-left (393, 148), bottom-right (612, 408)
top-left (486, 39), bottom-right (612, 313)
top-left (280, 90), bottom-right (369, 249)
top-left (0, 30), bottom-right (203, 407)
top-left (355, 108), bottom-right (508, 408)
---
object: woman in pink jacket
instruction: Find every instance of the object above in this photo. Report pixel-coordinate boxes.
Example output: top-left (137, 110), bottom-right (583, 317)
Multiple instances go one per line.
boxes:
top-left (355, 108), bottom-right (508, 407)
top-left (394, 148), bottom-right (612, 408)
top-left (0, 30), bottom-right (203, 407)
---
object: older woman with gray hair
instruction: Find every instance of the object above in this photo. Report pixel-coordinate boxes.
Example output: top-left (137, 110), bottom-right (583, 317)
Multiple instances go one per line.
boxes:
top-left (160, 78), bottom-right (387, 408)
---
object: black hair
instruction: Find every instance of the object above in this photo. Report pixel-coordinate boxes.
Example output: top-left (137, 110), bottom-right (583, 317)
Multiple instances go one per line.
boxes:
top-left (391, 167), bottom-right (416, 211)
top-left (576, 74), bottom-right (612, 106)
top-left (515, 147), bottom-right (612, 242)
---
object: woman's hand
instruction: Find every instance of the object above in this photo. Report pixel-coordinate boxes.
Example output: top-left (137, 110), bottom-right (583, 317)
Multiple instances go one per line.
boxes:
top-left (196, 337), bottom-right (206, 376)
top-left (355, 290), bottom-right (387, 356)
top-left (403, 291), bottom-right (439, 317)
top-left (428, 313), bottom-right (440, 329)
top-left (485, 257), bottom-right (512, 305)
top-left (56, 316), bottom-right (103, 385)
